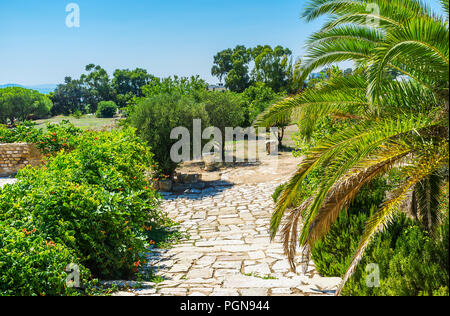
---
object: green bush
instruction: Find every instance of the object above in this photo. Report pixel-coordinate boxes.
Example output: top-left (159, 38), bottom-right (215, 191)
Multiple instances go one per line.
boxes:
top-left (242, 83), bottom-right (282, 126)
top-left (130, 93), bottom-right (209, 176)
top-left (0, 120), bottom-right (82, 155)
top-left (340, 216), bottom-right (449, 296)
top-left (200, 90), bottom-right (246, 132)
top-left (0, 87), bottom-right (52, 123)
top-left (198, 91), bottom-right (247, 159)
top-left (310, 177), bottom-right (449, 296)
top-left (0, 127), bottom-right (169, 283)
top-left (0, 223), bottom-right (91, 296)
top-left (96, 101), bottom-right (118, 118)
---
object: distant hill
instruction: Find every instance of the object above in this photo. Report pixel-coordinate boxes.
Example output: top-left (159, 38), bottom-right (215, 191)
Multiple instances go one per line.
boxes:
top-left (0, 83), bottom-right (57, 94)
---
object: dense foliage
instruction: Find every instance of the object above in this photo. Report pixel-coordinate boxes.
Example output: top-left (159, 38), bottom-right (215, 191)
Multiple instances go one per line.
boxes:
top-left (0, 87), bottom-right (52, 124)
top-left (0, 123), bottom-right (171, 295)
top-left (50, 64), bottom-right (207, 116)
top-left (0, 223), bottom-right (92, 296)
top-left (313, 210), bottom-right (449, 296)
top-left (129, 93), bottom-right (210, 176)
top-left (211, 45), bottom-right (296, 93)
top-left (263, 0), bottom-right (449, 294)
top-left (242, 83), bottom-right (282, 126)
top-left (0, 120), bottom-right (82, 155)
top-left (96, 101), bottom-right (118, 118)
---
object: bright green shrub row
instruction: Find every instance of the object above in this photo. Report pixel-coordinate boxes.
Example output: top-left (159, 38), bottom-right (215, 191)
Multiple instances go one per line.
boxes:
top-left (0, 124), bottom-right (170, 295)
top-left (0, 120), bottom-right (82, 154)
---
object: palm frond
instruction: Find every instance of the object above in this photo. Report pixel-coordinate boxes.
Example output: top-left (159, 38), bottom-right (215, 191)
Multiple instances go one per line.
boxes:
top-left (368, 15), bottom-right (449, 99)
top-left (271, 114), bottom-right (436, 239)
top-left (415, 171), bottom-right (446, 234)
top-left (304, 143), bottom-right (412, 248)
top-left (255, 74), bottom-right (368, 138)
top-left (441, 0), bottom-right (449, 17)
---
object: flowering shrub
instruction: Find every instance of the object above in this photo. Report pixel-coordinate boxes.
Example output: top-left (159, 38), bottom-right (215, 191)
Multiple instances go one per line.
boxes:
top-left (0, 125), bottom-right (172, 294)
top-left (0, 120), bottom-right (82, 154)
top-left (0, 223), bottom-right (91, 296)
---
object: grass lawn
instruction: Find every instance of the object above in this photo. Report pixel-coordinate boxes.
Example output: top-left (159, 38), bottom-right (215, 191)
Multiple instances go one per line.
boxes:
top-left (35, 115), bottom-right (118, 130)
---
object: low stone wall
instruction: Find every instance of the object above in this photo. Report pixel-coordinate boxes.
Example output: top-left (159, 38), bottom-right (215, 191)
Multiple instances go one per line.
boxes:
top-left (0, 143), bottom-right (42, 177)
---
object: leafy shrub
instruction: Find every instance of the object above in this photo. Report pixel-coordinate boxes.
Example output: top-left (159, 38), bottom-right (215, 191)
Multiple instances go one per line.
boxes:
top-left (311, 177), bottom-right (449, 296)
top-left (96, 101), bottom-right (118, 118)
top-left (340, 216), bottom-right (449, 296)
top-left (0, 223), bottom-right (91, 296)
top-left (0, 120), bottom-right (82, 155)
top-left (130, 93), bottom-right (209, 176)
top-left (0, 127), bottom-right (169, 282)
top-left (200, 90), bottom-right (246, 131)
top-left (72, 110), bottom-right (83, 119)
top-left (198, 91), bottom-right (246, 159)
top-left (242, 83), bottom-right (282, 126)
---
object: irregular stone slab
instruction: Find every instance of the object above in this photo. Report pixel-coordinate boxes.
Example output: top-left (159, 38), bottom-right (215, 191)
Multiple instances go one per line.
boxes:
top-left (169, 264), bottom-right (191, 273)
top-left (243, 263), bottom-right (271, 276)
top-left (309, 276), bottom-right (342, 290)
top-left (212, 261), bottom-right (242, 270)
top-left (223, 275), bottom-right (305, 289)
top-left (187, 269), bottom-right (214, 279)
top-left (240, 288), bottom-right (269, 296)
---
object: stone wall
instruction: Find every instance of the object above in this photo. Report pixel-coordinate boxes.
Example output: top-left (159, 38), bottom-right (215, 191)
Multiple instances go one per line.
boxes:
top-left (0, 143), bottom-right (42, 177)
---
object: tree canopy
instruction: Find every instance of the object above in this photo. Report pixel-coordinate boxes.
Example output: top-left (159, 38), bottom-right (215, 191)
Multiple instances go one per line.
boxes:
top-left (0, 87), bottom-right (52, 124)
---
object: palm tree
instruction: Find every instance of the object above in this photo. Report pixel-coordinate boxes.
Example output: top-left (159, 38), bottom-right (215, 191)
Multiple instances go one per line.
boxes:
top-left (257, 0), bottom-right (449, 295)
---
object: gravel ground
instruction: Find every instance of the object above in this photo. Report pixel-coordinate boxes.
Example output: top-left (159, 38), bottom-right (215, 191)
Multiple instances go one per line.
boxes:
top-left (0, 178), bottom-right (17, 188)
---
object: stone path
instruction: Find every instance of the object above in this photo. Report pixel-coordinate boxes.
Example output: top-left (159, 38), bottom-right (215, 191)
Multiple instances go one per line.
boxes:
top-left (114, 181), bottom-right (341, 296)
top-left (0, 178), bottom-right (16, 188)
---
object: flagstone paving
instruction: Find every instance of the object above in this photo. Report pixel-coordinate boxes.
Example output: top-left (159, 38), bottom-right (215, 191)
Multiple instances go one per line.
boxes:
top-left (114, 181), bottom-right (342, 296)
top-left (0, 178), bottom-right (16, 188)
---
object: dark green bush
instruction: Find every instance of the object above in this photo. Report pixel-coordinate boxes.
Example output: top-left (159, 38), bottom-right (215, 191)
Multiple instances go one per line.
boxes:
top-left (242, 83), bottom-right (282, 126)
top-left (96, 101), bottom-right (118, 118)
top-left (0, 87), bottom-right (52, 123)
top-left (340, 216), bottom-right (449, 296)
top-left (311, 177), bottom-right (449, 296)
top-left (130, 93), bottom-right (209, 176)
top-left (199, 90), bottom-right (246, 132)
top-left (311, 177), bottom-right (390, 276)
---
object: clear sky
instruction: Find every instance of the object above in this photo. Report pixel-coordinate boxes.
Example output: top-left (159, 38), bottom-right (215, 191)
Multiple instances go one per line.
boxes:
top-left (0, 0), bottom-right (445, 86)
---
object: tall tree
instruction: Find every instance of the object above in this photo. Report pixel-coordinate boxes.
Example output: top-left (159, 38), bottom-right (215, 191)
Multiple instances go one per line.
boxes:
top-left (211, 48), bottom-right (234, 83)
top-left (80, 64), bottom-right (114, 112)
top-left (112, 68), bottom-right (153, 107)
top-left (0, 87), bottom-right (52, 123)
top-left (251, 45), bottom-right (293, 92)
top-left (50, 77), bottom-right (88, 115)
top-left (211, 45), bottom-right (252, 92)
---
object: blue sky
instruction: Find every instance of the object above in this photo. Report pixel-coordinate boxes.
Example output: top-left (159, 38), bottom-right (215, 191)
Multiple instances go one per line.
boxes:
top-left (0, 0), bottom-right (445, 86)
